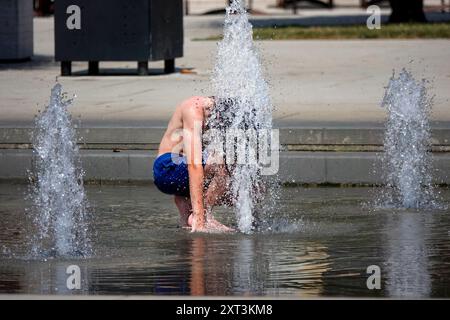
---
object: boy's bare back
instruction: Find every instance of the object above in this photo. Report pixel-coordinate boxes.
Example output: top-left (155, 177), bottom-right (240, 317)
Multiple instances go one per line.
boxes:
top-left (158, 96), bottom-right (213, 156)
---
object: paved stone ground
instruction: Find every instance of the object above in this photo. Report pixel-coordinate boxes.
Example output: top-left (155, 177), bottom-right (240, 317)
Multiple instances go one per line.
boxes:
top-left (1, 15), bottom-right (450, 128)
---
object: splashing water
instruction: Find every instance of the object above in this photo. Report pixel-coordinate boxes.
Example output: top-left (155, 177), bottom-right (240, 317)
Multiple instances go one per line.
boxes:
top-left (207, 0), bottom-right (274, 233)
top-left (377, 69), bottom-right (439, 209)
top-left (29, 83), bottom-right (92, 257)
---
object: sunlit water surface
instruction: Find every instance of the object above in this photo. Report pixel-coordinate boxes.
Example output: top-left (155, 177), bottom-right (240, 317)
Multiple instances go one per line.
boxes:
top-left (0, 183), bottom-right (449, 297)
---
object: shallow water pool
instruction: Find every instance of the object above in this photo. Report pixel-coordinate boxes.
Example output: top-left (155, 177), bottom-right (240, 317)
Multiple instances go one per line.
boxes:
top-left (0, 183), bottom-right (449, 297)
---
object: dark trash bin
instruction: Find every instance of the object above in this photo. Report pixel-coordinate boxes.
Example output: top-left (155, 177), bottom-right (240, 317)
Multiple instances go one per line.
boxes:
top-left (0, 0), bottom-right (34, 61)
top-left (54, 0), bottom-right (183, 76)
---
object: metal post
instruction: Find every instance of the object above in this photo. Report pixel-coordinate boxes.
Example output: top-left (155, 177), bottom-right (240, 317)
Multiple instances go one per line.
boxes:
top-left (164, 59), bottom-right (175, 74)
top-left (138, 61), bottom-right (149, 76)
top-left (88, 61), bottom-right (99, 75)
top-left (61, 61), bottom-right (72, 76)
top-left (184, 0), bottom-right (189, 15)
top-left (293, 0), bottom-right (298, 14)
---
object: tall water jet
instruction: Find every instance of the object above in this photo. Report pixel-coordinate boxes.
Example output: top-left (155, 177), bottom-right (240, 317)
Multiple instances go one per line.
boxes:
top-left (377, 69), bottom-right (437, 209)
top-left (207, 0), bottom-right (274, 233)
top-left (29, 83), bottom-right (92, 257)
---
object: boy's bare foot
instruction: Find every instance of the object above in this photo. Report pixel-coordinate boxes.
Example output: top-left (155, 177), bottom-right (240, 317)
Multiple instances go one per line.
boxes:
top-left (186, 213), bottom-right (194, 229)
top-left (206, 218), bottom-right (235, 232)
top-left (187, 214), bottom-right (234, 233)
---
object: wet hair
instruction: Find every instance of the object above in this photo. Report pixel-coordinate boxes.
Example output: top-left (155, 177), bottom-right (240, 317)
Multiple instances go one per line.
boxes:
top-left (205, 96), bottom-right (238, 132)
top-left (206, 96), bottom-right (260, 133)
top-left (204, 97), bottom-right (262, 177)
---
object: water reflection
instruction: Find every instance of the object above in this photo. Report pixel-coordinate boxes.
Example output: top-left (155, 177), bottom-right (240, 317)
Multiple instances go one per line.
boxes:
top-left (190, 237), bottom-right (206, 296)
top-left (385, 212), bottom-right (432, 297)
top-left (0, 260), bottom-right (90, 295)
top-left (1, 185), bottom-right (449, 297)
top-left (187, 236), bottom-right (330, 296)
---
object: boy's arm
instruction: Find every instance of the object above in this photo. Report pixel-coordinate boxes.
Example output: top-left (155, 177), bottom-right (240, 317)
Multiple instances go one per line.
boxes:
top-left (183, 103), bottom-right (206, 232)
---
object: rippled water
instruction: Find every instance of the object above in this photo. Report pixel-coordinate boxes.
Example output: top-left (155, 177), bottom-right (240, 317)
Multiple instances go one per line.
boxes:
top-left (0, 183), bottom-right (449, 297)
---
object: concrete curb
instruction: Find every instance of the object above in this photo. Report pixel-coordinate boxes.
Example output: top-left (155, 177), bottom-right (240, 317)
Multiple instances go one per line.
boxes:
top-left (1, 126), bottom-right (449, 184)
top-left (2, 149), bottom-right (450, 185)
top-left (1, 127), bottom-right (450, 147)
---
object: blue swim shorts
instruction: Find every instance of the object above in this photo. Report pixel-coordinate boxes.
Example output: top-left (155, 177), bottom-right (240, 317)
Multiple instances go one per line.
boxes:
top-left (153, 153), bottom-right (206, 197)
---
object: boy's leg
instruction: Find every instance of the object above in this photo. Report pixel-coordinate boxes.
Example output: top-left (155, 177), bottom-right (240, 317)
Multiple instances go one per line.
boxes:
top-left (203, 165), bottom-right (234, 231)
top-left (173, 165), bottom-right (226, 229)
top-left (175, 165), bottom-right (233, 231)
top-left (204, 164), bottom-right (230, 211)
top-left (174, 195), bottom-right (192, 228)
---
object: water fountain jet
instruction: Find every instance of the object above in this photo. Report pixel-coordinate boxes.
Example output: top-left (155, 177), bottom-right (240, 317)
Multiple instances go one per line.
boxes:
top-left (377, 69), bottom-right (439, 209)
top-left (28, 83), bottom-right (92, 257)
top-left (207, 0), bottom-right (275, 233)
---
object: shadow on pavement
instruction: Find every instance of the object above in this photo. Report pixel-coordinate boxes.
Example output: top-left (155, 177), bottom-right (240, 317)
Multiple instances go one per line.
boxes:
top-left (0, 55), bottom-right (56, 71)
